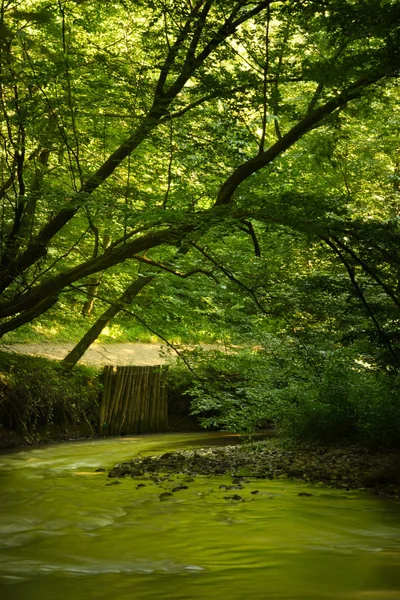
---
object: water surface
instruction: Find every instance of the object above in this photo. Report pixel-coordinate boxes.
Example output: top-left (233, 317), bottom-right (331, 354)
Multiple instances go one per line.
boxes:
top-left (1, 433), bottom-right (400, 599)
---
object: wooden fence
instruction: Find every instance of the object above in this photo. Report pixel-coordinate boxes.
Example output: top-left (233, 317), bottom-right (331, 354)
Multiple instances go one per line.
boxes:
top-left (99, 365), bottom-right (168, 436)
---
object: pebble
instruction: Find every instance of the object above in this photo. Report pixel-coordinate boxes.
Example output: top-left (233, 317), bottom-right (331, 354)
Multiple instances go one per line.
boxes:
top-left (224, 494), bottom-right (243, 501)
top-left (107, 443), bottom-right (400, 500)
top-left (160, 492), bottom-right (173, 500)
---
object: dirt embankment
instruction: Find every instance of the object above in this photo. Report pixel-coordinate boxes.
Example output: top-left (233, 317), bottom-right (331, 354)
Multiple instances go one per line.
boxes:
top-left (0, 342), bottom-right (169, 367)
top-left (0, 342), bottom-right (222, 367)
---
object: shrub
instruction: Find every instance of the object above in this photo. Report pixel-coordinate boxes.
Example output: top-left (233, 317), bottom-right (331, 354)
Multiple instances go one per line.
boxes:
top-left (356, 373), bottom-right (400, 449)
top-left (274, 354), bottom-right (400, 449)
top-left (168, 347), bottom-right (277, 433)
top-left (0, 352), bottom-right (101, 435)
top-left (170, 347), bottom-right (400, 450)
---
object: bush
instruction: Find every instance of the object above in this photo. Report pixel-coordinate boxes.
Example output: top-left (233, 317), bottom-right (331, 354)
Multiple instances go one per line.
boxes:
top-left (166, 358), bottom-right (200, 429)
top-left (168, 347), bottom-right (277, 433)
top-left (274, 354), bottom-right (400, 449)
top-left (170, 347), bottom-right (400, 449)
top-left (274, 358), bottom-right (357, 443)
top-left (356, 373), bottom-right (400, 449)
top-left (0, 352), bottom-right (101, 436)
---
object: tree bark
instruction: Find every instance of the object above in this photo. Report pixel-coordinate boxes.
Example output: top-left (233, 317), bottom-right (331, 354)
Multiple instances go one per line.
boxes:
top-left (62, 275), bottom-right (154, 370)
top-left (82, 232), bottom-right (111, 316)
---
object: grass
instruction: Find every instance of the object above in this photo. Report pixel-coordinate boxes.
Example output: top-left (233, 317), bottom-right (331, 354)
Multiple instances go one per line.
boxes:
top-left (0, 310), bottom-right (222, 346)
top-left (1, 316), bottom-right (158, 345)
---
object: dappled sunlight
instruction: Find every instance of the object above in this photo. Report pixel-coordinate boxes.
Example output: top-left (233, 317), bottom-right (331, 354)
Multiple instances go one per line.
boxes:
top-left (0, 342), bottom-right (232, 367)
top-left (0, 343), bottom-right (169, 367)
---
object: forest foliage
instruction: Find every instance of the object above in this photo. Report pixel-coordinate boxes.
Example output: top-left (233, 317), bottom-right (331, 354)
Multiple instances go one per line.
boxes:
top-left (0, 0), bottom-right (399, 442)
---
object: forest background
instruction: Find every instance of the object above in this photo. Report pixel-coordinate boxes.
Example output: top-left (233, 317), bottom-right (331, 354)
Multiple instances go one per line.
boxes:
top-left (0, 0), bottom-right (399, 447)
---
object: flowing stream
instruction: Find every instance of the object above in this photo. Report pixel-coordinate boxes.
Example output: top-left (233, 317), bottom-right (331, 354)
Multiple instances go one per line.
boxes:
top-left (1, 433), bottom-right (400, 600)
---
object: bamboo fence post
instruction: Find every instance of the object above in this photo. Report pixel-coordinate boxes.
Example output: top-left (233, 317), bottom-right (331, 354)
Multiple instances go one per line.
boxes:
top-left (137, 367), bottom-right (145, 433)
top-left (161, 366), bottom-right (168, 430)
top-left (98, 366), bottom-right (108, 435)
top-left (98, 366), bottom-right (114, 435)
top-left (136, 366), bottom-right (145, 433)
top-left (138, 367), bottom-right (147, 433)
top-left (108, 366), bottom-right (127, 435)
top-left (112, 367), bottom-right (125, 435)
top-left (99, 364), bottom-right (168, 436)
top-left (152, 367), bottom-right (161, 432)
top-left (119, 367), bottom-right (134, 434)
top-left (127, 368), bottom-right (140, 433)
top-left (146, 366), bottom-right (152, 431)
top-left (148, 367), bottom-right (155, 431)
top-left (116, 366), bottom-right (132, 435)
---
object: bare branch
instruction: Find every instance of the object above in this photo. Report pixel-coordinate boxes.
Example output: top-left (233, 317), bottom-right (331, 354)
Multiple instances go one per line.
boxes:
top-left (323, 236), bottom-right (400, 370)
top-left (133, 254), bottom-right (218, 280)
top-left (238, 220), bottom-right (261, 257)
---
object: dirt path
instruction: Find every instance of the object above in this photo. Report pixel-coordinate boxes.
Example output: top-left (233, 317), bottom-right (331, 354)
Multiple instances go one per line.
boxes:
top-left (0, 342), bottom-right (171, 367)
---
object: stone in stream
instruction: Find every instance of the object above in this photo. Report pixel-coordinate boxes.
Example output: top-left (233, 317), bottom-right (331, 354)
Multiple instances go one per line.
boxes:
top-left (232, 476), bottom-right (244, 484)
top-left (160, 492), bottom-right (173, 500)
top-left (298, 492), bottom-right (313, 497)
top-left (251, 490), bottom-right (259, 495)
top-left (172, 485), bottom-right (189, 492)
top-left (160, 452), bottom-right (175, 460)
top-left (136, 483), bottom-right (146, 488)
top-left (224, 494), bottom-right (243, 501)
top-left (95, 468), bottom-right (106, 472)
top-left (106, 481), bottom-right (122, 486)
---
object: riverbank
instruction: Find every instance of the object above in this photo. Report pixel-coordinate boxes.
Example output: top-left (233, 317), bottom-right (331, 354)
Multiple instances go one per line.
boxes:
top-left (0, 424), bottom-right (99, 451)
top-left (108, 439), bottom-right (400, 500)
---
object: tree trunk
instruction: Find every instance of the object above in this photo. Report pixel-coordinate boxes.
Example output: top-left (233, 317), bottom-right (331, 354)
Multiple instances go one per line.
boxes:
top-left (81, 276), bottom-right (101, 317)
top-left (62, 275), bottom-right (154, 369)
top-left (82, 233), bottom-right (111, 316)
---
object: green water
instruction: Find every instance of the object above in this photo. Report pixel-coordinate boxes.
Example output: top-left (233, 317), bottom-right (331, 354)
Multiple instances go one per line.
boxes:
top-left (1, 433), bottom-right (400, 600)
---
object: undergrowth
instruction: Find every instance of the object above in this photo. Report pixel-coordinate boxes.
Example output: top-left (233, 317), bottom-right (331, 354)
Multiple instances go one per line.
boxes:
top-left (0, 352), bottom-right (101, 438)
top-left (167, 348), bottom-right (400, 450)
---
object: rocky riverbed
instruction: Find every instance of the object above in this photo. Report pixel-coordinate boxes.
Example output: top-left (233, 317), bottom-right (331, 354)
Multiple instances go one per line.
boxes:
top-left (109, 440), bottom-right (400, 499)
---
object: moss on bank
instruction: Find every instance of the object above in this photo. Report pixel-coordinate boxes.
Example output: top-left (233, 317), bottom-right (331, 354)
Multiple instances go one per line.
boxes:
top-left (0, 351), bottom-right (101, 448)
top-left (108, 440), bottom-right (400, 499)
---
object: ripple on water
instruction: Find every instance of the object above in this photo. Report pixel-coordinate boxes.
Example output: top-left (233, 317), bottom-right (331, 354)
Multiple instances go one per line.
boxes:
top-left (1, 434), bottom-right (400, 600)
top-left (1, 558), bottom-right (205, 578)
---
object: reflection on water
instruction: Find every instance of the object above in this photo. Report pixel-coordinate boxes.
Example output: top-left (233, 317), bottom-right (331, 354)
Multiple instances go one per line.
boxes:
top-left (0, 433), bottom-right (400, 600)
